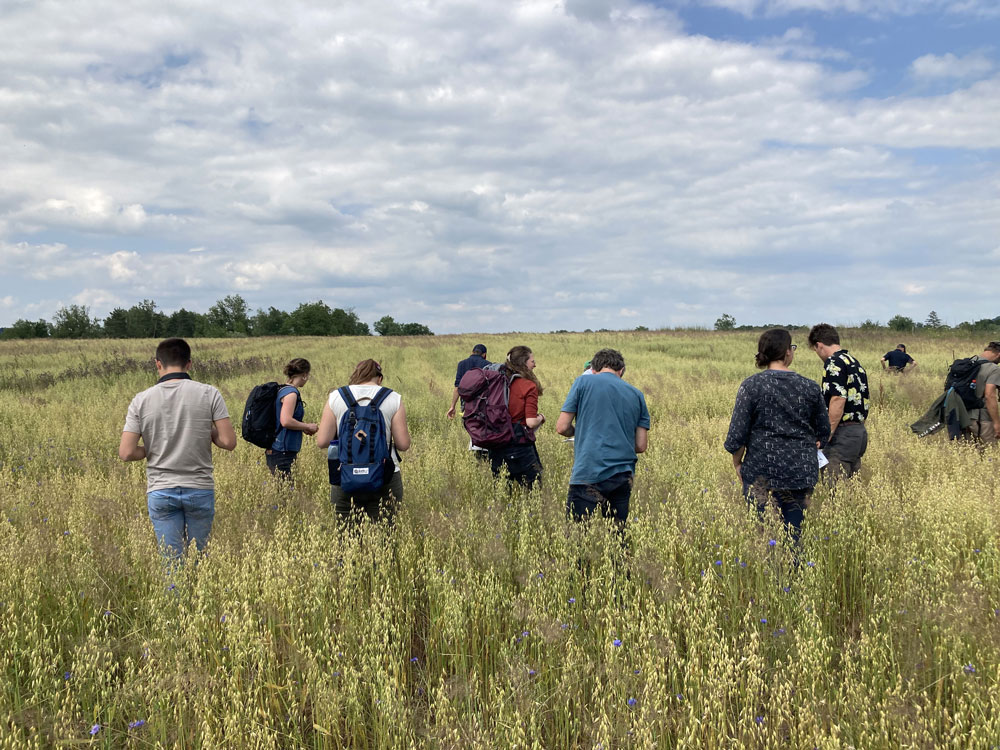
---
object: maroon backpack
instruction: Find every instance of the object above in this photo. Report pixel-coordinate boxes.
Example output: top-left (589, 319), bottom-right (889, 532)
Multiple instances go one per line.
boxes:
top-left (457, 365), bottom-right (516, 448)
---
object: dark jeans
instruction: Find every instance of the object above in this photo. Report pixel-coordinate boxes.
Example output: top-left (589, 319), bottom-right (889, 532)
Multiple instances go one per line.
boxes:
top-left (743, 481), bottom-right (810, 545)
top-left (488, 443), bottom-right (542, 489)
top-left (823, 423), bottom-right (867, 481)
top-left (331, 471), bottom-right (403, 526)
top-left (567, 472), bottom-right (634, 530)
top-left (266, 450), bottom-right (298, 483)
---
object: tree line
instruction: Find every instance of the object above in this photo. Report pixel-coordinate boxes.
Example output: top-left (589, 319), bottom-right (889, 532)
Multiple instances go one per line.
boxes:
top-left (0, 296), bottom-right (434, 340)
top-left (715, 311), bottom-right (1000, 334)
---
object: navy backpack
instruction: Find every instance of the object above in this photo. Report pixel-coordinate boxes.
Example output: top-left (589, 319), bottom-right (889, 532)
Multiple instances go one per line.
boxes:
top-left (335, 386), bottom-right (395, 493)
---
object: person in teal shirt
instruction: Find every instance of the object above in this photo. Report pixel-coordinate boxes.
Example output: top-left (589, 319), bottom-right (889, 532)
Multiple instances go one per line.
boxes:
top-left (556, 348), bottom-right (650, 532)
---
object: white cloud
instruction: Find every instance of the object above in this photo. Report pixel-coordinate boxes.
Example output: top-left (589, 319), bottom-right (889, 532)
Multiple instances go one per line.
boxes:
top-left (903, 283), bottom-right (926, 295)
top-left (911, 52), bottom-right (994, 81)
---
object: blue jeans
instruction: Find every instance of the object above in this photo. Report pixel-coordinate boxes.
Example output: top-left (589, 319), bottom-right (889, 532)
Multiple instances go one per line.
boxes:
top-left (567, 472), bottom-right (633, 530)
top-left (743, 481), bottom-right (809, 545)
top-left (147, 487), bottom-right (215, 557)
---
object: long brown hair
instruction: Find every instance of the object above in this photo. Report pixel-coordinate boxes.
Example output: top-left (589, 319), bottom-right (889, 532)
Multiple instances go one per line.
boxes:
top-left (505, 345), bottom-right (543, 395)
top-left (348, 359), bottom-right (383, 385)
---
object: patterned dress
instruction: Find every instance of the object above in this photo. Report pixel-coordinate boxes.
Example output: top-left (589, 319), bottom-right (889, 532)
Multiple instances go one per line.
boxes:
top-left (725, 370), bottom-right (830, 491)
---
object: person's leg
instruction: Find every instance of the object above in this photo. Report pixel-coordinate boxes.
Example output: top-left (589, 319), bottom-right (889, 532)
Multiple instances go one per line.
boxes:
top-left (179, 488), bottom-right (216, 552)
top-left (595, 472), bottom-right (632, 529)
top-left (375, 472), bottom-right (404, 525)
top-left (743, 480), bottom-right (768, 518)
top-left (488, 448), bottom-right (506, 479)
top-left (147, 489), bottom-right (185, 558)
top-left (567, 484), bottom-right (602, 522)
top-left (505, 445), bottom-right (543, 490)
top-left (772, 489), bottom-right (808, 546)
top-left (266, 450), bottom-right (297, 484)
top-left (331, 484), bottom-right (357, 523)
top-left (824, 425), bottom-right (864, 482)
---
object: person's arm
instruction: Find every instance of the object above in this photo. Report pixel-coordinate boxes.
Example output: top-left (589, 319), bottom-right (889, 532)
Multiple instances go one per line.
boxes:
top-left (446, 387), bottom-right (460, 419)
top-left (279, 392), bottom-right (318, 435)
top-left (730, 445), bottom-right (745, 480)
top-left (556, 411), bottom-right (575, 437)
top-left (634, 426), bottom-right (648, 454)
top-left (813, 389), bottom-right (831, 449)
top-left (118, 431), bottom-right (146, 462)
top-left (315, 398), bottom-right (338, 447)
top-left (881, 356), bottom-right (888, 370)
top-left (390, 402), bottom-right (411, 452)
top-left (212, 418), bottom-right (237, 451)
top-left (985, 383), bottom-right (1000, 432)
top-left (724, 380), bottom-right (752, 473)
top-left (827, 396), bottom-right (846, 437)
top-left (523, 384), bottom-right (544, 429)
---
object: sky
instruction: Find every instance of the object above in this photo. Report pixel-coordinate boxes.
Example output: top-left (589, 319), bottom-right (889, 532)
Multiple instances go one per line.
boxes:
top-left (1, 0), bottom-right (998, 333)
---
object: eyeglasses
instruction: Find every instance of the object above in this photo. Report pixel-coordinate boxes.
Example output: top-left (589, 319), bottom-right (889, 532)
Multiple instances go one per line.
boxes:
top-left (790, 344), bottom-right (797, 351)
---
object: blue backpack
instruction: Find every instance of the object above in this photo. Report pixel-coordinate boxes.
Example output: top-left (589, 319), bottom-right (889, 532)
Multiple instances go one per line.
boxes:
top-left (336, 386), bottom-right (395, 493)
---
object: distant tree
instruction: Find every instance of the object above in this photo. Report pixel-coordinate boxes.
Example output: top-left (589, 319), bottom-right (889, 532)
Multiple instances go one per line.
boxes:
top-left (249, 307), bottom-right (290, 336)
top-left (374, 315), bottom-right (403, 336)
top-left (204, 294), bottom-right (250, 336)
top-left (634, 325), bottom-right (649, 331)
top-left (887, 315), bottom-right (916, 333)
top-left (714, 313), bottom-right (736, 331)
top-left (330, 307), bottom-right (370, 336)
top-left (400, 322), bottom-right (433, 336)
top-left (0, 318), bottom-right (50, 339)
top-left (925, 310), bottom-right (944, 329)
top-left (103, 308), bottom-right (130, 338)
top-left (285, 301), bottom-right (370, 336)
top-left (51, 305), bottom-right (100, 339)
top-left (164, 308), bottom-right (204, 338)
top-left (859, 319), bottom-right (881, 330)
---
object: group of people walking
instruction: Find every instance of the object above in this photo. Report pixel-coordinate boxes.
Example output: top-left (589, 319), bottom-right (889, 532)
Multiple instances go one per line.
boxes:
top-left (118, 329), bottom-right (999, 558)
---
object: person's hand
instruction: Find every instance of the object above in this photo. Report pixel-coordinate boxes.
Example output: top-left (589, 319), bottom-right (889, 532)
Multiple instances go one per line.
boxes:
top-left (303, 422), bottom-right (320, 436)
top-left (446, 406), bottom-right (456, 419)
top-left (734, 463), bottom-right (742, 481)
top-left (993, 421), bottom-right (1000, 438)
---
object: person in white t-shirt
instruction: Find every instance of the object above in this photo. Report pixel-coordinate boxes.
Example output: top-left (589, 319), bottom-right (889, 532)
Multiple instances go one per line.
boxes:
top-left (118, 338), bottom-right (237, 557)
top-left (316, 359), bottom-right (411, 524)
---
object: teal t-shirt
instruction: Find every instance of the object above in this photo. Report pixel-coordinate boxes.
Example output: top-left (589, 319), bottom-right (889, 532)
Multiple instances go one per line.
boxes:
top-left (561, 372), bottom-right (651, 485)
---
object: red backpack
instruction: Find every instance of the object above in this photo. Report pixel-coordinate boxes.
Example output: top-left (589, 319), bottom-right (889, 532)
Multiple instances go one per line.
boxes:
top-left (457, 364), bottom-right (517, 448)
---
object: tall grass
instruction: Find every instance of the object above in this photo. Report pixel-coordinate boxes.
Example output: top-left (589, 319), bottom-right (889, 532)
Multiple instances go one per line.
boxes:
top-left (0, 331), bottom-right (998, 747)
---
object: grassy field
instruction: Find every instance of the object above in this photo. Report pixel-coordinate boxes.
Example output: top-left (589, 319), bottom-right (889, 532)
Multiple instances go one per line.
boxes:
top-left (1, 330), bottom-right (999, 748)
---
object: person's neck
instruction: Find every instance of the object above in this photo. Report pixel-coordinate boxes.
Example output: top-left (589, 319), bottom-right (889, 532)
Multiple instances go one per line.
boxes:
top-left (767, 361), bottom-right (790, 371)
top-left (596, 368), bottom-right (621, 377)
top-left (358, 379), bottom-right (381, 386)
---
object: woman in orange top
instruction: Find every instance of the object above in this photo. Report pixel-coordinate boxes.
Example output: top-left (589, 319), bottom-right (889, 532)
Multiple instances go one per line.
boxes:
top-left (488, 345), bottom-right (545, 489)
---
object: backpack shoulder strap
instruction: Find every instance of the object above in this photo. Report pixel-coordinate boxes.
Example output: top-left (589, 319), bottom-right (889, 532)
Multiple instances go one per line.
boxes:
top-left (369, 387), bottom-right (393, 410)
top-left (338, 386), bottom-right (358, 408)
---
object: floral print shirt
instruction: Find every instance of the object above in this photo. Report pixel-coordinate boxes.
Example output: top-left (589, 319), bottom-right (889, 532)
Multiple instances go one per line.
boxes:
top-left (822, 349), bottom-right (870, 423)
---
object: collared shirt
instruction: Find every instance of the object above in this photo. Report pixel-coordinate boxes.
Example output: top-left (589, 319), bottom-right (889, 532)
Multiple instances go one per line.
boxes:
top-left (822, 349), bottom-right (870, 423)
top-left (454, 354), bottom-right (491, 387)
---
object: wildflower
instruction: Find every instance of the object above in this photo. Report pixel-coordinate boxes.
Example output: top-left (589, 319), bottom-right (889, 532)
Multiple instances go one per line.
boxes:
top-left (128, 719), bottom-right (146, 730)
top-left (755, 716), bottom-right (764, 724)
top-left (964, 664), bottom-right (976, 674)
top-left (64, 671), bottom-right (71, 680)
top-left (168, 584), bottom-right (176, 591)
top-left (627, 697), bottom-right (637, 707)
top-left (220, 615), bottom-right (226, 623)
top-left (806, 561), bottom-right (815, 567)
top-left (676, 693), bottom-right (684, 700)
top-left (90, 724), bottom-right (100, 735)
top-left (522, 631), bottom-right (530, 637)
top-left (715, 560), bottom-right (722, 566)
top-left (410, 657), bottom-right (419, 663)
top-left (568, 597), bottom-right (576, 604)
top-left (760, 618), bottom-right (767, 624)
top-left (528, 669), bottom-right (536, 676)
top-left (612, 639), bottom-right (622, 647)
top-left (767, 539), bottom-right (776, 547)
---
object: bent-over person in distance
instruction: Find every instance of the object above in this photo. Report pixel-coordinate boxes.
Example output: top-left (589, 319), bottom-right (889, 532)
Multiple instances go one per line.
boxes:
top-left (119, 338), bottom-right (237, 558)
top-left (266, 358), bottom-right (319, 483)
top-left (808, 323), bottom-right (870, 481)
top-left (725, 329), bottom-right (829, 544)
top-left (556, 348), bottom-right (649, 534)
top-left (316, 359), bottom-right (411, 525)
top-left (881, 344), bottom-right (915, 373)
top-left (447, 343), bottom-right (491, 461)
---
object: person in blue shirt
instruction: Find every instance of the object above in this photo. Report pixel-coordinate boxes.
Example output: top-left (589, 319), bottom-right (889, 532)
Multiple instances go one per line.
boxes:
top-left (556, 348), bottom-right (650, 533)
top-left (446, 344), bottom-right (491, 418)
top-left (881, 344), bottom-right (916, 373)
top-left (267, 358), bottom-right (319, 483)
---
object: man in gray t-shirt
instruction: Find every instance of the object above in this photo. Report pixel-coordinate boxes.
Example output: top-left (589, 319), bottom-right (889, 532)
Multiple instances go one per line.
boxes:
top-left (119, 338), bottom-right (236, 557)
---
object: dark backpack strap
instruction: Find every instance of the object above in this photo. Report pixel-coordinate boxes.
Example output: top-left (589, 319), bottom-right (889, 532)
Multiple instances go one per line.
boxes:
top-left (338, 386), bottom-right (358, 408)
top-left (369, 387), bottom-right (393, 410)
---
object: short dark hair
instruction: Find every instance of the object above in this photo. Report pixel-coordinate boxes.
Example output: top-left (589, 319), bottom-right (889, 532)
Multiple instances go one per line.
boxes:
top-left (284, 358), bottom-right (311, 378)
top-left (590, 348), bottom-right (625, 372)
top-left (807, 323), bottom-right (840, 348)
top-left (472, 344), bottom-right (487, 355)
top-left (897, 344), bottom-right (906, 352)
top-left (985, 341), bottom-right (1000, 354)
top-left (155, 338), bottom-right (191, 367)
top-left (755, 329), bottom-right (791, 368)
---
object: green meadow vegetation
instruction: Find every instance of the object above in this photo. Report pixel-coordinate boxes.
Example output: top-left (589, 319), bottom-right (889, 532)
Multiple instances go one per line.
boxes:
top-left (1, 330), bottom-right (998, 748)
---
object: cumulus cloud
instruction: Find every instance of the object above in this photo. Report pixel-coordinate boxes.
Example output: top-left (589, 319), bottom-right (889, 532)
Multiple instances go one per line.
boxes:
top-left (911, 52), bottom-right (994, 81)
top-left (0, 0), bottom-right (998, 331)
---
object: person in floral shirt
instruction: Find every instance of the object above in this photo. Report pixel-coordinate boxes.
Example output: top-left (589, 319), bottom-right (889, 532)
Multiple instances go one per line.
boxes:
top-left (808, 323), bottom-right (870, 480)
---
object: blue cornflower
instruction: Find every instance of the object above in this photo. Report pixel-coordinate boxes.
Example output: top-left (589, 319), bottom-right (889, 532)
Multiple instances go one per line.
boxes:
top-left (89, 724), bottom-right (100, 735)
top-left (755, 716), bottom-right (764, 724)
top-left (806, 561), bottom-right (815, 567)
top-left (220, 615), bottom-right (227, 623)
top-left (128, 719), bottom-right (146, 730)
top-left (676, 693), bottom-right (684, 700)
top-left (612, 639), bottom-right (622, 647)
top-left (715, 560), bottom-right (722, 566)
top-left (528, 669), bottom-right (536, 676)
top-left (964, 664), bottom-right (976, 674)
top-left (768, 539), bottom-right (777, 547)
top-left (627, 697), bottom-right (637, 707)
top-left (64, 671), bottom-right (71, 680)
top-left (410, 657), bottom-right (418, 663)
top-left (569, 597), bottom-right (576, 604)
top-left (760, 618), bottom-right (767, 624)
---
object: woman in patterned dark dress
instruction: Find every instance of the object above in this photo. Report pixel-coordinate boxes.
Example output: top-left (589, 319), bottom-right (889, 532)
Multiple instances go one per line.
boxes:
top-left (724, 329), bottom-right (830, 542)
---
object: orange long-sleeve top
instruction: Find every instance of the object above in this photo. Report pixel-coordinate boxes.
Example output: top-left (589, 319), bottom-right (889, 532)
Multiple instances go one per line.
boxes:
top-left (508, 377), bottom-right (538, 426)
